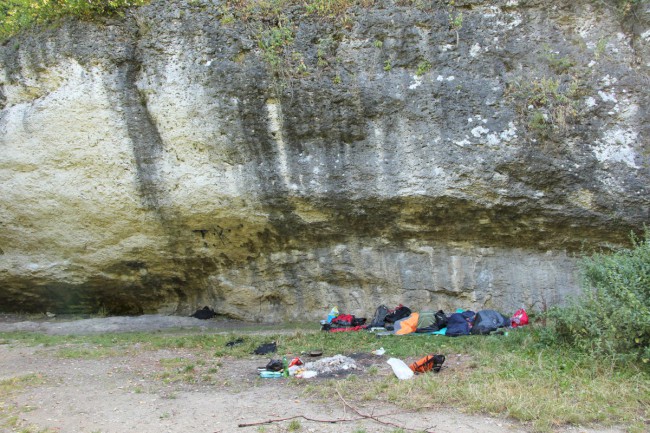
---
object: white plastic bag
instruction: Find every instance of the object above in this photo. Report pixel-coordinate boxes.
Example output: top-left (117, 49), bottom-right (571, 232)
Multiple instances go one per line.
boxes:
top-left (300, 370), bottom-right (318, 379)
top-left (387, 358), bottom-right (414, 380)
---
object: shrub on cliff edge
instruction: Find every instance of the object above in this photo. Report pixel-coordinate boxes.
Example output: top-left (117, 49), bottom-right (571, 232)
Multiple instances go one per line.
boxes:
top-left (550, 230), bottom-right (650, 364)
top-left (1, 0), bottom-right (149, 40)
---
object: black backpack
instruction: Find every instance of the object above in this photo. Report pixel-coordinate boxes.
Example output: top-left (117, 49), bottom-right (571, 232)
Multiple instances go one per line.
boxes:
top-left (434, 310), bottom-right (448, 328)
top-left (384, 305), bottom-right (412, 323)
top-left (369, 305), bottom-right (390, 327)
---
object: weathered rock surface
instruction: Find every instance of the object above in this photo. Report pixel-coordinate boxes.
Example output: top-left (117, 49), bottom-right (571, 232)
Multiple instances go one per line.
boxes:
top-left (0, 0), bottom-right (648, 320)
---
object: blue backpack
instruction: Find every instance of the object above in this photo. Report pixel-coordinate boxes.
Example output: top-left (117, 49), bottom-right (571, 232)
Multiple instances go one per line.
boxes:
top-left (471, 310), bottom-right (509, 335)
top-left (446, 313), bottom-right (469, 336)
top-left (446, 311), bottom-right (475, 337)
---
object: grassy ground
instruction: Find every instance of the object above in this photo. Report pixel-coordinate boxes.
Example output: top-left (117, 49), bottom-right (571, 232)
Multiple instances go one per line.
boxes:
top-left (1, 323), bottom-right (648, 432)
top-left (0, 374), bottom-right (49, 433)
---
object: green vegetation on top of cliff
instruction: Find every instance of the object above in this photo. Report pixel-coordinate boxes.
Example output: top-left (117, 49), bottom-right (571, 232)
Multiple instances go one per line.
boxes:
top-left (2, 0), bottom-right (645, 41)
top-left (0, 0), bottom-right (372, 42)
top-left (0, 0), bottom-right (149, 40)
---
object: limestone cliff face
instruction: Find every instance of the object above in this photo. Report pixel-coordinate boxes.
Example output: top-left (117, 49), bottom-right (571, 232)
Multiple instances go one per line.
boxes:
top-left (1, 0), bottom-right (648, 320)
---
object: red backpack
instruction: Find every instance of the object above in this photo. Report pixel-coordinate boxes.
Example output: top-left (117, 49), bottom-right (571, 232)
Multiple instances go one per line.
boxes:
top-left (511, 309), bottom-right (529, 328)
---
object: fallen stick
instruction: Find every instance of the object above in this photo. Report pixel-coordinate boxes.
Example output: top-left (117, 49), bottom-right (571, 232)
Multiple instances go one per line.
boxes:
top-left (237, 390), bottom-right (436, 432)
top-left (335, 388), bottom-right (436, 433)
top-left (237, 414), bottom-right (363, 428)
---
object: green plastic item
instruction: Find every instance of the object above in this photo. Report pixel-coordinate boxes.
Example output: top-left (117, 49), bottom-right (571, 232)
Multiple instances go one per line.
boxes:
top-left (282, 356), bottom-right (289, 377)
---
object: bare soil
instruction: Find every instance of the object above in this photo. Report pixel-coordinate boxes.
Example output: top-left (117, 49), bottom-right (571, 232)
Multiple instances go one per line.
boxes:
top-left (0, 315), bottom-right (625, 433)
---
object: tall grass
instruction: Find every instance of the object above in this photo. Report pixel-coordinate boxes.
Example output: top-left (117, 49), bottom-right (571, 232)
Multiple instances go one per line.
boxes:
top-left (327, 328), bottom-right (650, 432)
top-left (389, 339), bottom-right (646, 431)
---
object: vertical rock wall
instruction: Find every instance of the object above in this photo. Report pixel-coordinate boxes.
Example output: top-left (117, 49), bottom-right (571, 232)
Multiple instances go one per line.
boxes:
top-left (0, 0), bottom-right (648, 320)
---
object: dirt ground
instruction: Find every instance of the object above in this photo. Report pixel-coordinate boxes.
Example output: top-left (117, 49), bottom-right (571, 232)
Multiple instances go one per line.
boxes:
top-left (0, 315), bottom-right (626, 433)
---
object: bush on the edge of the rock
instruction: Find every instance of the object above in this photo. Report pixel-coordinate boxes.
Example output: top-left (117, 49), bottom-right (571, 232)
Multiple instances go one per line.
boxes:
top-left (550, 229), bottom-right (650, 365)
top-left (1, 0), bottom-right (149, 41)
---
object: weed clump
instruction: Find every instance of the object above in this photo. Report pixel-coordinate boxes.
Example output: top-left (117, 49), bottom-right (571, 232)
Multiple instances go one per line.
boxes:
top-left (507, 76), bottom-right (582, 140)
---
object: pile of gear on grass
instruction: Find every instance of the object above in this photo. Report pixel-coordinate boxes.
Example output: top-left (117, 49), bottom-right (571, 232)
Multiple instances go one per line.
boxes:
top-left (251, 304), bottom-right (529, 381)
top-left (247, 340), bottom-right (363, 379)
top-left (315, 304), bottom-right (529, 380)
top-left (321, 304), bottom-right (528, 336)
